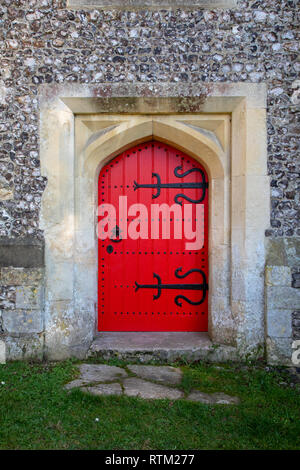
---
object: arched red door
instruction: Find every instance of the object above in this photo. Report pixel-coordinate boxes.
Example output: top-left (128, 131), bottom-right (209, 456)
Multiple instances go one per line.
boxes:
top-left (98, 141), bottom-right (209, 331)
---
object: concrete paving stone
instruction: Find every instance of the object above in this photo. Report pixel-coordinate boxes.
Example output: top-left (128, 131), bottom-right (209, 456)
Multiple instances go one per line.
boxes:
top-left (127, 364), bottom-right (183, 385)
top-left (123, 377), bottom-right (184, 400)
top-left (82, 383), bottom-right (123, 396)
top-left (187, 389), bottom-right (240, 405)
top-left (78, 364), bottom-right (128, 382)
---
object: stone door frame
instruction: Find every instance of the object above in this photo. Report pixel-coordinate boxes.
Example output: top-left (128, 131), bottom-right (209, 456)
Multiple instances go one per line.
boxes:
top-left (39, 83), bottom-right (268, 359)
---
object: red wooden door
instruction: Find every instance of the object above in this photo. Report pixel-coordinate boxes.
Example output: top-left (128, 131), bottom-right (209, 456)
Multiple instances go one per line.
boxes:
top-left (98, 141), bottom-right (209, 331)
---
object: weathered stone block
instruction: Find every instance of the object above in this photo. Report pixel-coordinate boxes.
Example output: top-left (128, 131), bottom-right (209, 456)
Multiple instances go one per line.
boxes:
top-left (266, 308), bottom-right (292, 338)
top-left (265, 266), bottom-right (291, 287)
top-left (44, 300), bottom-right (94, 360)
top-left (266, 239), bottom-right (288, 266)
top-left (0, 268), bottom-right (44, 286)
top-left (266, 240), bottom-right (300, 268)
top-left (266, 286), bottom-right (300, 310)
top-left (3, 334), bottom-right (44, 361)
top-left (2, 309), bottom-right (43, 334)
top-left (15, 286), bottom-right (44, 310)
top-left (284, 239), bottom-right (300, 266)
top-left (0, 238), bottom-right (44, 268)
top-left (0, 286), bottom-right (15, 309)
top-left (266, 336), bottom-right (293, 366)
top-left (0, 340), bottom-right (6, 364)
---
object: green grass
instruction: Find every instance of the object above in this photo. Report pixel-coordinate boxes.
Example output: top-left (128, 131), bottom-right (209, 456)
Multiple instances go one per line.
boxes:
top-left (0, 360), bottom-right (299, 450)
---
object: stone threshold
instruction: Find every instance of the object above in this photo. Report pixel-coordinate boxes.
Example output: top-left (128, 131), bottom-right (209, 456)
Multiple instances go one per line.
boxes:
top-left (88, 332), bottom-right (239, 363)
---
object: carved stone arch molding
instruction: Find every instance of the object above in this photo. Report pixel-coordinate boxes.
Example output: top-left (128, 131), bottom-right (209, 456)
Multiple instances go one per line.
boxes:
top-left (39, 83), bottom-right (268, 360)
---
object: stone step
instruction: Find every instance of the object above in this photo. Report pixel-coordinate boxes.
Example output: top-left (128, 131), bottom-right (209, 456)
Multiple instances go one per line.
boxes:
top-left (88, 332), bottom-right (239, 363)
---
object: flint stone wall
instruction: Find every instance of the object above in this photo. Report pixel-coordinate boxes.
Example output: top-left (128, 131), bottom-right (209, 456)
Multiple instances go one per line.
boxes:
top-left (0, 0), bottom-right (299, 363)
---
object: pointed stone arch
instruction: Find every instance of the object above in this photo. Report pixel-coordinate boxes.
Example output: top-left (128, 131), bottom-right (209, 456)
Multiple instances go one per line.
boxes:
top-left (40, 83), bottom-right (268, 360)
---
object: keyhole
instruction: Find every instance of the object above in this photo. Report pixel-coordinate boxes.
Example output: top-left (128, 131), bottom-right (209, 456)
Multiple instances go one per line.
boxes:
top-left (107, 245), bottom-right (113, 254)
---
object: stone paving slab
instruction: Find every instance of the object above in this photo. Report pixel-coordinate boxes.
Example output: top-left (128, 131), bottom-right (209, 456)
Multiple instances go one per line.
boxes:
top-left (65, 379), bottom-right (87, 391)
top-left (78, 364), bottom-right (128, 382)
top-left (123, 377), bottom-right (184, 400)
top-left (127, 365), bottom-right (182, 385)
top-left (82, 383), bottom-right (122, 396)
top-left (64, 364), bottom-right (240, 404)
top-left (187, 390), bottom-right (240, 405)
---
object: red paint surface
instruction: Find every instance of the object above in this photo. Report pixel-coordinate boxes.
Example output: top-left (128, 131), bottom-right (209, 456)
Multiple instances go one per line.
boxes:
top-left (98, 141), bottom-right (209, 331)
